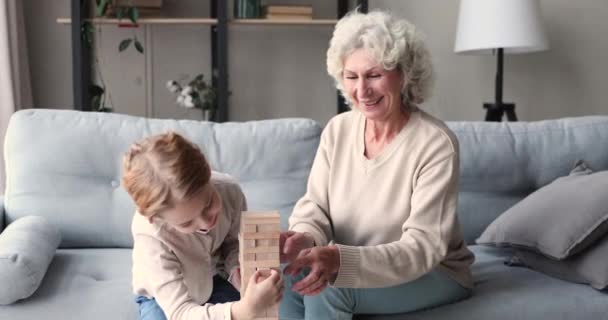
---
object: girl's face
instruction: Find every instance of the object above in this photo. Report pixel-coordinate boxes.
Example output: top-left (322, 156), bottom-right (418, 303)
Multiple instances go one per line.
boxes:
top-left (159, 183), bottom-right (222, 234)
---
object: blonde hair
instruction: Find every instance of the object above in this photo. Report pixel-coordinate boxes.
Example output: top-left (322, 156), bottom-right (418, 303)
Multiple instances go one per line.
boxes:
top-left (326, 10), bottom-right (434, 107)
top-left (122, 132), bottom-right (211, 218)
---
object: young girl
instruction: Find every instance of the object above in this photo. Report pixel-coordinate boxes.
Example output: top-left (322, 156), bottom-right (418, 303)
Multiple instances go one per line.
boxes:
top-left (122, 132), bottom-right (283, 320)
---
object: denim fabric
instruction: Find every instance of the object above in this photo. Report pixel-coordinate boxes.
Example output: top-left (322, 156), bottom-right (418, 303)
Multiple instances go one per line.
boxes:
top-left (280, 269), bottom-right (471, 320)
top-left (135, 275), bottom-right (240, 320)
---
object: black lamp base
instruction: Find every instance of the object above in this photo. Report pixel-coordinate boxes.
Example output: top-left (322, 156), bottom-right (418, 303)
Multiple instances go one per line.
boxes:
top-left (483, 103), bottom-right (517, 122)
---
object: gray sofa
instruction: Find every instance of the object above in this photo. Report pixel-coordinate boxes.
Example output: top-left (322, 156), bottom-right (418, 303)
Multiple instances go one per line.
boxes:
top-left (1, 109), bottom-right (608, 320)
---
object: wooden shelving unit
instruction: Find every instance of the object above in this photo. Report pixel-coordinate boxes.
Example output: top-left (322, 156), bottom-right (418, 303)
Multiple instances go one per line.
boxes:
top-left (57, 18), bottom-right (341, 26)
top-left (231, 18), bottom-right (338, 26)
top-left (57, 17), bottom-right (219, 25)
top-left (63, 0), bottom-right (368, 121)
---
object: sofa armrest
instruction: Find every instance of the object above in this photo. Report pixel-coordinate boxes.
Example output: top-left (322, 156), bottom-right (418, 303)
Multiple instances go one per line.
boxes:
top-left (0, 216), bottom-right (61, 304)
top-left (0, 196), bottom-right (4, 233)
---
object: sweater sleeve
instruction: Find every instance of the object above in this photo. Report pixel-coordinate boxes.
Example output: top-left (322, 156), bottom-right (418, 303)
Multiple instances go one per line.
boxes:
top-left (222, 187), bottom-right (247, 278)
top-left (333, 152), bottom-right (460, 288)
top-left (288, 126), bottom-right (334, 246)
top-left (134, 234), bottom-right (233, 320)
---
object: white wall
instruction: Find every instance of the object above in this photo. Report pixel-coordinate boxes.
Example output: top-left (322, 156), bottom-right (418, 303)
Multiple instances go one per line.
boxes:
top-left (23, 0), bottom-right (608, 125)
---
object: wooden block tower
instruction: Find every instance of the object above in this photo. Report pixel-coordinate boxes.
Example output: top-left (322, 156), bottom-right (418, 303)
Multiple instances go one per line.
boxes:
top-left (239, 211), bottom-right (280, 320)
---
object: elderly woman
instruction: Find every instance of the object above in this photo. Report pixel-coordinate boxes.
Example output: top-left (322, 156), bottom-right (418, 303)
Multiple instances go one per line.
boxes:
top-left (279, 10), bottom-right (475, 319)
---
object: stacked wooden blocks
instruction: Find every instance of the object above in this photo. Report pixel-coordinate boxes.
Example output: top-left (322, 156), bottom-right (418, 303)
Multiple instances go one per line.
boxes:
top-left (239, 211), bottom-right (280, 320)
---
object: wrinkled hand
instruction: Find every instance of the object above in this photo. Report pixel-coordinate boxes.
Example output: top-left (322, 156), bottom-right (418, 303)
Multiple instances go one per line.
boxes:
top-left (280, 231), bottom-right (315, 263)
top-left (284, 245), bottom-right (340, 296)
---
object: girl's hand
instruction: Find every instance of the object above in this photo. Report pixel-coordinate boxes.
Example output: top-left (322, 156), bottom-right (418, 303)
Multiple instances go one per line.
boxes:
top-left (232, 269), bottom-right (283, 319)
top-left (228, 267), bottom-right (242, 292)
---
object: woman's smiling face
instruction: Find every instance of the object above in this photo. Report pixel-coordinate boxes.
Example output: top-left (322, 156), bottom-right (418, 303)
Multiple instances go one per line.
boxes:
top-left (342, 48), bottom-right (405, 121)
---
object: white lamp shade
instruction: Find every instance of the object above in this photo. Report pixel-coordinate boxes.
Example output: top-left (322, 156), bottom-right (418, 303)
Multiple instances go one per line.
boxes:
top-left (454, 0), bottom-right (549, 54)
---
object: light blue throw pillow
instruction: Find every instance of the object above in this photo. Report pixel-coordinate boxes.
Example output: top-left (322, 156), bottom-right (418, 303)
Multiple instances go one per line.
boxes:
top-left (0, 216), bottom-right (61, 305)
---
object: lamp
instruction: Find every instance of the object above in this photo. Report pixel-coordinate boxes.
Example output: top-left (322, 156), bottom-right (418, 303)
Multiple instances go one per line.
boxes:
top-left (454, 0), bottom-right (549, 121)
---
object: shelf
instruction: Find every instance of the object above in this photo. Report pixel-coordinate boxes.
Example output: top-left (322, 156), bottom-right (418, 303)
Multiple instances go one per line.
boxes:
top-left (57, 17), bottom-right (218, 25)
top-left (57, 17), bottom-right (337, 26)
top-left (231, 19), bottom-right (338, 26)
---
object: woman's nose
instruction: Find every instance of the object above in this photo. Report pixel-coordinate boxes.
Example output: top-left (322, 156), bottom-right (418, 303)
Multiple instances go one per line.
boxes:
top-left (357, 80), bottom-right (370, 97)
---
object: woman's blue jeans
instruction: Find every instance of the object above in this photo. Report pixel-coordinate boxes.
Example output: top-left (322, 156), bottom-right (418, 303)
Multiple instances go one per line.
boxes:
top-left (279, 269), bottom-right (471, 320)
top-left (135, 275), bottom-right (240, 320)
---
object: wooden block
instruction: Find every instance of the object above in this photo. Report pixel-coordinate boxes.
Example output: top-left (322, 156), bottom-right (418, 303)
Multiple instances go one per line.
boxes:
top-left (259, 239), bottom-right (279, 246)
top-left (252, 259), bottom-right (280, 268)
top-left (242, 239), bottom-right (256, 248)
top-left (242, 211), bottom-right (280, 219)
top-left (257, 223), bottom-right (280, 232)
top-left (247, 246), bottom-right (279, 253)
top-left (248, 218), bottom-right (281, 225)
top-left (243, 253), bottom-right (256, 261)
top-left (243, 231), bottom-right (280, 240)
top-left (240, 267), bottom-right (256, 294)
top-left (256, 252), bottom-right (279, 261)
top-left (242, 224), bottom-right (257, 232)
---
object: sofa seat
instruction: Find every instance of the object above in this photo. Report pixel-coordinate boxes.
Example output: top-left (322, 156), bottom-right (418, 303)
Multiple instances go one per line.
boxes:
top-left (362, 245), bottom-right (608, 320)
top-left (3, 246), bottom-right (606, 320)
top-left (0, 249), bottom-right (137, 320)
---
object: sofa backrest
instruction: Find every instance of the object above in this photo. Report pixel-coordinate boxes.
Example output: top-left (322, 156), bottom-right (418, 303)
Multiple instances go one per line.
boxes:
top-left (3, 109), bottom-right (321, 248)
top-left (0, 196), bottom-right (4, 233)
top-left (447, 116), bottom-right (608, 244)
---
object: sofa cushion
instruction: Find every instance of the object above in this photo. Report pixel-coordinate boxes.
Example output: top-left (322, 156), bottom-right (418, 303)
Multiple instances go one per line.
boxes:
top-left (0, 216), bottom-right (61, 305)
top-left (476, 161), bottom-right (608, 260)
top-left (359, 246), bottom-right (608, 320)
top-left (0, 249), bottom-right (136, 320)
top-left (515, 230), bottom-right (608, 290)
top-left (446, 116), bottom-right (608, 244)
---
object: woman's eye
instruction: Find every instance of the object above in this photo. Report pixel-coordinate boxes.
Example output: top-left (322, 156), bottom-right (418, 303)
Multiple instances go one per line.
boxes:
top-left (369, 74), bottom-right (381, 78)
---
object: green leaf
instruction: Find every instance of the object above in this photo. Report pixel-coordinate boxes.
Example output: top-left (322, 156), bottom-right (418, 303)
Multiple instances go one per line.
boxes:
top-left (134, 39), bottom-right (144, 54)
top-left (119, 38), bottom-right (132, 52)
top-left (128, 7), bottom-right (140, 24)
top-left (95, 0), bottom-right (110, 17)
top-left (116, 7), bottom-right (126, 20)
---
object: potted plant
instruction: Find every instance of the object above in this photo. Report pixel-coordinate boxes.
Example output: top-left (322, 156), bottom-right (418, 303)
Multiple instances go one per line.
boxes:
top-left (167, 74), bottom-right (218, 121)
top-left (94, 0), bottom-right (164, 53)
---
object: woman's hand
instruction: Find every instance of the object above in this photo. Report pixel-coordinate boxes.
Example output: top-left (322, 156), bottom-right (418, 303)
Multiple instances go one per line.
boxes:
top-left (280, 231), bottom-right (315, 263)
top-left (231, 269), bottom-right (283, 320)
top-left (284, 245), bottom-right (340, 296)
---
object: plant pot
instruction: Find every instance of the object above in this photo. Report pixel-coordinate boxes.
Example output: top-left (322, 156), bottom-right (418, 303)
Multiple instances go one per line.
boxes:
top-left (203, 109), bottom-right (214, 122)
top-left (234, 0), bottom-right (261, 19)
top-left (112, 0), bottom-right (162, 8)
top-left (105, 0), bottom-right (163, 17)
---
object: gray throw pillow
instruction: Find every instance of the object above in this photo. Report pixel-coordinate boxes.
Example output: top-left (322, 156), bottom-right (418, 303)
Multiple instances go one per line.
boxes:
top-left (0, 216), bottom-right (61, 305)
top-left (477, 161), bottom-right (608, 260)
top-left (514, 232), bottom-right (608, 290)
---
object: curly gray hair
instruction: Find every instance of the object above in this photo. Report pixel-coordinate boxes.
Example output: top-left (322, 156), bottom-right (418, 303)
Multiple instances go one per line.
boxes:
top-left (327, 10), bottom-right (434, 107)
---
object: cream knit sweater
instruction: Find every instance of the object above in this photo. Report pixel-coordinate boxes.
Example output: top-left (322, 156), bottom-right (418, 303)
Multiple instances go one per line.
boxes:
top-left (289, 109), bottom-right (474, 289)
top-left (132, 173), bottom-right (246, 320)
